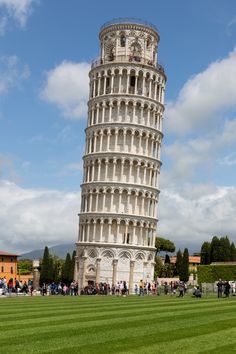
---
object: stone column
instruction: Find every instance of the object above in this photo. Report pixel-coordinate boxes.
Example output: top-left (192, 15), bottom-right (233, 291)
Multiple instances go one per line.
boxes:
top-left (132, 103), bottom-right (136, 123)
top-left (149, 79), bottom-right (152, 98)
top-left (142, 75), bottom-right (146, 95)
top-left (92, 221), bottom-right (96, 241)
top-left (96, 258), bottom-right (101, 284)
top-left (109, 102), bottom-right (113, 121)
top-left (99, 220), bottom-right (104, 242)
top-left (107, 131), bottom-right (111, 151)
top-left (129, 260), bottom-right (135, 294)
top-left (143, 261), bottom-right (148, 283)
top-left (110, 191), bottom-right (114, 212)
top-left (134, 74), bottom-right (138, 95)
top-left (107, 221), bottom-right (112, 242)
top-left (103, 76), bottom-right (107, 95)
top-left (112, 259), bottom-right (118, 285)
top-left (97, 75), bottom-right (101, 95)
top-left (147, 107), bottom-right (150, 126)
top-left (154, 82), bottom-right (157, 100)
top-left (92, 79), bottom-right (96, 97)
top-left (33, 259), bottom-right (40, 290)
top-left (111, 74), bottom-right (114, 93)
top-left (100, 132), bottom-right (103, 152)
top-left (114, 129), bottom-right (118, 150)
top-left (118, 74), bottom-right (122, 93)
top-left (82, 256), bottom-right (87, 288)
top-left (74, 256), bottom-right (79, 281)
top-left (105, 159), bottom-right (109, 179)
top-left (98, 160), bottom-right (101, 180)
top-left (96, 105), bottom-right (100, 123)
top-left (126, 72), bottom-right (130, 93)
top-left (102, 103), bottom-right (105, 123)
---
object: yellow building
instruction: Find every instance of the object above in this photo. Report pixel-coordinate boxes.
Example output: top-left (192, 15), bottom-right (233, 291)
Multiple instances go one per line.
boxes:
top-left (0, 251), bottom-right (18, 283)
top-left (169, 256), bottom-right (201, 272)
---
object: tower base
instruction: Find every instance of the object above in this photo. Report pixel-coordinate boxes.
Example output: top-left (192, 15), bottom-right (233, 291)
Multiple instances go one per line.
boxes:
top-left (75, 243), bottom-right (156, 294)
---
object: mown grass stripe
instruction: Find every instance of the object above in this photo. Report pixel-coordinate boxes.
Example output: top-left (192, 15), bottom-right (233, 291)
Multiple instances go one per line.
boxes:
top-left (1, 296), bottom-right (236, 353)
top-left (1, 300), bottom-right (235, 331)
top-left (3, 315), bottom-right (236, 353)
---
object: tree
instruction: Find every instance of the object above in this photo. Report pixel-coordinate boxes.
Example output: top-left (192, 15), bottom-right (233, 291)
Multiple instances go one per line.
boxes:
top-left (210, 236), bottom-right (221, 262)
top-left (52, 256), bottom-right (63, 284)
top-left (61, 253), bottom-right (72, 285)
top-left (218, 236), bottom-right (231, 261)
top-left (230, 242), bottom-right (236, 261)
top-left (180, 248), bottom-right (189, 282)
top-left (154, 256), bottom-right (163, 278)
top-left (71, 250), bottom-right (76, 280)
top-left (155, 237), bottom-right (175, 254)
top-left (17, 260), bottom-right (32, 275)
top-left (40, 246), bottom-right (54, 285)
top-left (176, 249), bottom-right (182, 276)
top-left (164, 254), bottom-right (170, 264)
top-left (200, 242), bottom-right (211, 265)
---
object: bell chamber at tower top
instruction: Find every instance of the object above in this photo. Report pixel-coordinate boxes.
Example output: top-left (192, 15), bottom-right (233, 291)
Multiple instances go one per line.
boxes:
top-left (91, 19), bottom-right (165, 74)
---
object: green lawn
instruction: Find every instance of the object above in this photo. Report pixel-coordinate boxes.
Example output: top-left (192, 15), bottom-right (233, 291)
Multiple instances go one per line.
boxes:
top-left (1, 295), bottom-right (236, 353)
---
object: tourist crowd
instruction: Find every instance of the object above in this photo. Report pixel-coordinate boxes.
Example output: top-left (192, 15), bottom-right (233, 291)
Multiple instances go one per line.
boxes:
top-left (216, 279), bottom-right (236, 298)
top-left (1, 277), bottom-right (236, 297)
top-left (0, 277), bottom-right (33, 295)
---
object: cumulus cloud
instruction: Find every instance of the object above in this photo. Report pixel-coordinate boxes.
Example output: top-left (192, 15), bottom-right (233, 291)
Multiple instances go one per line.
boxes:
top-left (0, 55), bottom-right (30, 94)
top-left (158, 185), bottom-right (236, 250)
top-left (162, 116), bottom-right (236, 186)
top-left (0, 180), bottom-right (80, 253)
top-left (218, 152), bottom-right (236, 166)
top-left (1, 179), bottom-right (235, 254)
top-left (0, 0), bottom-right (36, 35)
top-left (165, 46), bottom-right (236, 135)
top-left (41, 61), bottom-right (90, 119)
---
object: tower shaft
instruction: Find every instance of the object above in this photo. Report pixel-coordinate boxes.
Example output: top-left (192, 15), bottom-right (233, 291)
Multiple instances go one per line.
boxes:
top-left (75, 19), bottom-right (166, 292)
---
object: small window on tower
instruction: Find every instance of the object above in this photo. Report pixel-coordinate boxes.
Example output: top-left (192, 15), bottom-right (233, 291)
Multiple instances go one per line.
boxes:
top-left (11, 267), bottom-right (13, 274)
top-left (1, 266), bottom-right (3, 272)
top-left (147, 37), bottom-right (151, 48)
top-left (127, 233), bottom-right (130, 244)
top-left (130, 76), bottom-right (135, 87)
top-left (120, 35), bottom-right (126, 47)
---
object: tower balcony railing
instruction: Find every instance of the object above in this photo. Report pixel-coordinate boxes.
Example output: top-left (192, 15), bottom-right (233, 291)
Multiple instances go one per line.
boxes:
top-left (91, 55), bottom-right (165, 73)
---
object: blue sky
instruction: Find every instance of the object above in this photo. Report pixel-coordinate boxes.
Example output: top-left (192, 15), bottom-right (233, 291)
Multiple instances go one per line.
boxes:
top-left (1, 0), bottom-right (236, 253)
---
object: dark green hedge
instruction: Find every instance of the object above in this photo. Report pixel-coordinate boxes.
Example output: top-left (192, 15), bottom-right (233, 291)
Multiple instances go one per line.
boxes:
top-left (197, 265), bottom-right (236, 284)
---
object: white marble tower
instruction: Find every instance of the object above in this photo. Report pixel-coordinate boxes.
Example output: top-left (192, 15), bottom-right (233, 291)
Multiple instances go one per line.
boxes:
top-left (75, 18), bottom-right (166, 292)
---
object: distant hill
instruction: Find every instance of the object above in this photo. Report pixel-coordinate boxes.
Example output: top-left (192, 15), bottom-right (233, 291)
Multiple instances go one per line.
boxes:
top-left (19, 243), bottom-right (76, 260)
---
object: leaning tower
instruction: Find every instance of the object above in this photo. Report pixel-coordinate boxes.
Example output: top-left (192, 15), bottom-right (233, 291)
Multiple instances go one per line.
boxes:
top-left (75, 18), bottom-right (166, 292)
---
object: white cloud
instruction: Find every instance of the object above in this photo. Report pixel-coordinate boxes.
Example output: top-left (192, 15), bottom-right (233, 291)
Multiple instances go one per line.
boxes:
top-left (226, 15), bottom-right (236, 35)
top-left (0, 55), bottom-right (30, 94)
top-left (41, 61), bottom-right (90, 119)
top-left (165, 46), bottom-right (236, 135)
top-left (1, 179), bottom-right (235, 254)
top-left (158, 185), bottom-right (236, 250)
top-left (0, 0), bottom-right (36, 34)
top-left (218, 152), bottom-right (236, 166)
top-left (162, 116), bottom-right (236, 185)
top-left (0, 180), bottom-right (80, 253)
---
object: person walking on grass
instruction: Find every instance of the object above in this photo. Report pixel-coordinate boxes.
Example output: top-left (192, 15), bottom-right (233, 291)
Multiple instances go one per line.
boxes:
top-left (217, 279), bottom-right (223, 298)
top-left (224, 281), bottom-right (231, 298)
top-left (139, 280), bottom-right (144, 296)
top-left (178, 282), bottom-right (185, 297)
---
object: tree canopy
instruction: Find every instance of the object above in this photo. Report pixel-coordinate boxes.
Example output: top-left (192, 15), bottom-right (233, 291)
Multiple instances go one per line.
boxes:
top-left (201, 236), bottom-right (236, 264)
top-left (155, 237), bottom-right (175, 254)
